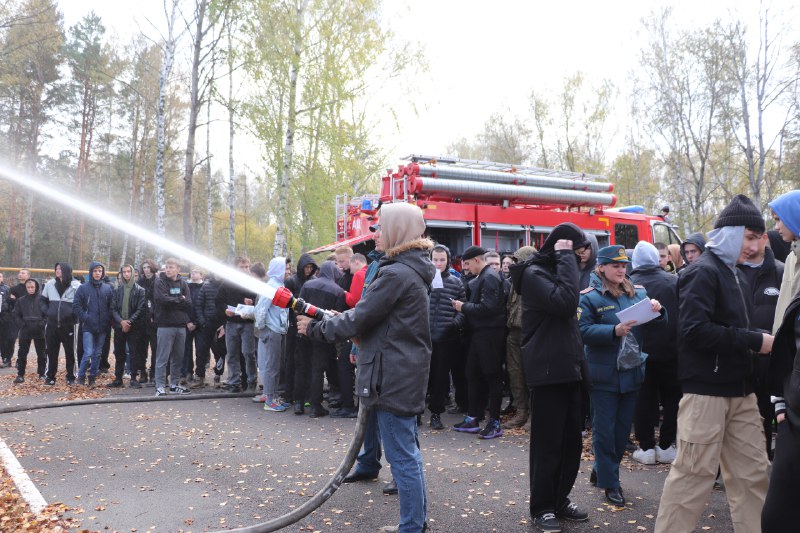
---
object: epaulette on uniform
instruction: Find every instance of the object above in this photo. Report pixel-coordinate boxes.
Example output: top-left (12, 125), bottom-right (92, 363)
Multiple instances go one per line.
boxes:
top-left (580, 287), bottom-right (595, 294)
top-left (634, 284), bottom-right (645, 289)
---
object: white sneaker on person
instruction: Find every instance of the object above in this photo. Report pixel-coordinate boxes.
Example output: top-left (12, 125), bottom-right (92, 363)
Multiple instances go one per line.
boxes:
top-left (656, 444), bottom-right (677, 464)
top-left (632, 447), bottom-right (656, 465)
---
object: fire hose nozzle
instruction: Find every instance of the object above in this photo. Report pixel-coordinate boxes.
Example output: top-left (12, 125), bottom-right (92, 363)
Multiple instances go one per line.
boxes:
top-left (271, 286), bottom-right (329, 321)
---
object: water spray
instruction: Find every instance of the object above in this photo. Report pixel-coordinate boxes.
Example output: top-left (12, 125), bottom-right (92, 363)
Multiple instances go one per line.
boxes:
top-left (0, 163), bottom-right (365, 531)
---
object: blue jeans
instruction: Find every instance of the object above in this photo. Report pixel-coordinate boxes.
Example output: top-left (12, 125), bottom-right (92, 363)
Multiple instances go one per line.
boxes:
top-left (78, 331), bottom-right (106, 379)
top-left (353, 409), bottom-right (383, 475)
top-left (377, 410), bottom-right (427, 533)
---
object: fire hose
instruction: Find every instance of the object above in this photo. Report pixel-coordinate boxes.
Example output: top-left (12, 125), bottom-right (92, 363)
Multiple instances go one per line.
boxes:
top-left (0, 288), bottom-right (370, 532)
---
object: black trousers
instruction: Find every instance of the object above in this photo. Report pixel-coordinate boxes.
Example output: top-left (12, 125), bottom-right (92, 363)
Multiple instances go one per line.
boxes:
top-left (17, 337), bottom-right (46, 377)
top-left (280, 326), bottom-right (297, 402)
top-left (113, 326), bottom-right (144, 381)
top-left (293, 335), bottom-right (312, 403)
top-left (1, 319), bottom-right (17, 362)
top-left (309, 339), bottom-right (336, 407)
top-left (762, 418), bottom-right (800, 532)
top-left (144, 323), bottom-right (158, 379)
top-left (45, 322), bottom-right (76, 381)
top-left (633, 357), bottom-right (681, 450)
top-left (755, 358), bottom-right (775, 459)
top-left (336, 340), bottom-right (355, 409)
top-left (430, 339), bottom-right (458, 414)
top-left (99, 324), bottom-right (112, 371)
top-left (466, 327), bottom-right (505, 420)
top-left (449, 335), bottom-right (469, 410)
top-left (529, 382), bottom-right (583, 518)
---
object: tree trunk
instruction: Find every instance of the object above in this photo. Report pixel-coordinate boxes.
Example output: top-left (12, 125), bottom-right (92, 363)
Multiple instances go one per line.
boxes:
top-left (273, 0), bottom-right (307, 258)
top-left (155, 0), bottom-right (179, 262)
top-left (227, 22), bottom-right (236, 261)
top-left (206, 84), bottom-right (214, 253)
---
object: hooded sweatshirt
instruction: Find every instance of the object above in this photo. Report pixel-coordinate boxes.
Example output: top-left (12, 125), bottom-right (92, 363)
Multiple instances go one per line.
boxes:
top-left (578, 233), bottom-right (599, 290)
top-left (630, 241), bottom-right (678, 360)
top-left (680, 232), bottom-right (707, 265)
top-left (73, 261), bottom-right (114, 334)
top-left (299, 261), bottom-right (347, 314)
top-left (507, 246), bottom-right (536, 330)
top-left (13, 279), bottom-right (44, 340)
top-left (254, 257), bottom-right (290, 336)
top-left (40, 262), bottom-right (82, 328)
top-left (769, 191), bottom-right (800, 333)
top-left (285, 254), bottom-right (319, 327)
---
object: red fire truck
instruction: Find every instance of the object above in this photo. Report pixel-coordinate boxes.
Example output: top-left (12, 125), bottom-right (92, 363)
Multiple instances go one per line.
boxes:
top-left (309, 154), bottom-right (681, 257)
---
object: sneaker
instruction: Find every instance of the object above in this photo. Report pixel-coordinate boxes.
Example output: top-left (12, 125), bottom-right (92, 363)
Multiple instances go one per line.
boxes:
top-left (556, 502), bottom-right (588, 522)
top-left (77, 376), bottom-right (86, 386)
top-left (632, 447), bottom-right (656, 465)
top-left (275, 397), bottom-right (292, 408)
top-left (533, 512), bottom-right (561, 532)
top-left (106, 380), bottom-right (123, 388)
top-left (155, 387), bottom-right (167, 397)
top-left (264, 400), bottom-right (287, 412)
top-left (66, 377), bottom-right (75, 385)
top-left (45, 378), bottom-right (56, 386)
top-left (189, 378), bottom-right (205, 389)
top-left (213, 375), bottom-right (221, 384)
top-left (129, 379), bottom-right (142, 389)
top-left (452, 416), bottom-right (481, 433)
top-left (656, 444), bottom-right (677, 464)
top-left (330, 407), bottom-right (358, 418)
top-left (13, 376), bottom-right (24, 384)
top-left (478, 418), bottom-right (503, 439)
top-left (88, 376), bottom-right (96, 387)
top-left (430, 413), bottom-right (444, 430)
top-left (252, 394), bottom-right (267, 403)
top-left (170, 385), bottom-right (191, 394)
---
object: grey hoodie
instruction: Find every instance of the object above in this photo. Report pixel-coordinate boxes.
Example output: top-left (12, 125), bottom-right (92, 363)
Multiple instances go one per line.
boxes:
top-left (706, 226), bottom-right (745, 272)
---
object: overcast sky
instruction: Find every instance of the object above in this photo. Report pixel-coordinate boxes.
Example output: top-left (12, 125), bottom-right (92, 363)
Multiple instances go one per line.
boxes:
top-left (61, 0), bottom-right (797, 174)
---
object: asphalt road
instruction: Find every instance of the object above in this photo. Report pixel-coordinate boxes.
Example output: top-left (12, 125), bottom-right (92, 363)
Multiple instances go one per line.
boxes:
top-left (0, 369), bottom-right (736, 533)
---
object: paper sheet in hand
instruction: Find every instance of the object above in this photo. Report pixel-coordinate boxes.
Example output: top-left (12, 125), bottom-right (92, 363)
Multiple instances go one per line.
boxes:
top-left (615, 298), bottom-right (659, 325)
top-left (235, 304), bottom-right (255, 316)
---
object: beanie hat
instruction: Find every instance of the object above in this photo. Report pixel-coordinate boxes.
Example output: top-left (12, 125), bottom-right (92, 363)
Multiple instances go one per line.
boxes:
top-left (714, 194), bottom-right (764, 232)
top-left (597, 245), bottom-right (631, 265)
top-left (462, 246), bottom-right (487, 261)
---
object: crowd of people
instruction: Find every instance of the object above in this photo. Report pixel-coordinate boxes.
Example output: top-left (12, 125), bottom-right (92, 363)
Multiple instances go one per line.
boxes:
top-left (2, 191), bottom-right (800, 533)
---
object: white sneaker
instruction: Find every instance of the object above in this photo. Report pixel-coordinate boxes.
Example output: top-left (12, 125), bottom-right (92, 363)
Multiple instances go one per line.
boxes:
top-left (155, 387), bottom-right (167, 397)
top-left (632, 447), bottom-right (656, 465)
top-left (656, 444), bottom-right (677, 464)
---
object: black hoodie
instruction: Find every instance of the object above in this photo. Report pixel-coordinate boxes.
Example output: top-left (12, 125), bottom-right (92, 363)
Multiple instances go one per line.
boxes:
top-left (40, 262), bottom-right (81, 327)
top-left (680, 232), bottom-right (707, 265)
top-left (299, 262), bottom-right (347, 313)
top-left (285, 254), bottom-right (319, 326)
top-left (13, 279), bottom-right (44, 340)
top-left (510, 222), bottom-right (588, 387)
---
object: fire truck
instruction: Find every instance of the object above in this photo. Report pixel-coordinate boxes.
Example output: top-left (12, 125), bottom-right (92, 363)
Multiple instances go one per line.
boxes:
top-left (309, 154), bottom-right (681, 258)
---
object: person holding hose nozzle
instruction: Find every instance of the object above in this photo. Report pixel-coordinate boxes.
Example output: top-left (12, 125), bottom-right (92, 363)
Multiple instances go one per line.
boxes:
top-left (297, 202), bottom-right (435, 533)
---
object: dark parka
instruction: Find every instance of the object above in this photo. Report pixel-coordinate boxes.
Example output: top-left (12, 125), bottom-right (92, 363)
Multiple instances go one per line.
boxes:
top-left (630, 264), bottom-right (679, 361)
top-left (461, 265), bottom-right (505, 331)
top-left (306, 238), bottom-right (436, 417)
top-left (510, 223), bottom-right (588, 388)
top-left (72, 261), bottom-right (114, 334)
top-left (111, 280), bottom-right (147, 328)
top-left (678, 250), bottom-right (763, 397)
top-left (153, 272), bottom-right (192, 328)
top-left (13, 280), bottom-right (44, 340)
top-left (737, 247), bottom-right (784, 333)
top-left (768, 294), bottom-right (800, 425)
top-left (195, 275), bottom-right (221, 328)
top-left (429, 248), bottom-right (466, 342)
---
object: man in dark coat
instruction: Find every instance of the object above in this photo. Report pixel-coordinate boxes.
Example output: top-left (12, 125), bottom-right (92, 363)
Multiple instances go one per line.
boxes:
top-left (12, 278), bottom-right (45, 382)
top-left (285, 254), bottom-right (318, 411)
top-left (298, 202), bottom-right (435, 533)
top-left (40, 262), bottom-right (81, 385)
top-left (73, 261), bottom-right (114, 386)
top-left (108, 264), bottom-right (147, 388)
top-left (509, 222), bottom-right (590, 532)
top-left (153, 258), bottom-right (193, 396)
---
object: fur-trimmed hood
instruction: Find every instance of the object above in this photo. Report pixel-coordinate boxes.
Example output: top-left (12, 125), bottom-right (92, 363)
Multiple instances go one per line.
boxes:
top-left (385, 237), bottom-right (434, 258)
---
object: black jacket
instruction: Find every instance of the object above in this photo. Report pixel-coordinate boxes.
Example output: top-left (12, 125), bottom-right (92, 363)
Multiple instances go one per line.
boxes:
top-left (429, 269), bottom-right (466, 342)
top-left (737, 248), bottom-right (784, 333)
top-left (196, 277), bottom-right (221, 328)
top-left (0, 283), bottom-right (9, 323)
top-left (299, 262), bottom-right (347, 313)
top-left (215, 279), bottom-right (257, 324)
top-left (513, 249), bottom-right (585, 387)
top-left (678, 250), bottom-right (764, 397)
top-left (111, 281), bottom-right (147, 328)
top-left (630, 265), bottom-right (679, 361)
top-left (13, 280), bottom-right (44, 340)
top-left (9, 281), bottom-right (28, 311)
top-left (461, 265), bottom-right (505, 331)
top-left (285, 254), bottom-right (319, 326)
top-left (153, 272), bottom-right (191, 328)
top-left (137, 273), bottom-right (156, 325)
top-left (768, 294), bottom-right (800, 425)
top-left (186, 280), bottom-right (203, 323)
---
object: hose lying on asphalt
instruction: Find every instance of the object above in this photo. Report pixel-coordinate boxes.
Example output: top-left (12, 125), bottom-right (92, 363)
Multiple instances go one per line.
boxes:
top-left (0, 390), bottom-right (371, 532)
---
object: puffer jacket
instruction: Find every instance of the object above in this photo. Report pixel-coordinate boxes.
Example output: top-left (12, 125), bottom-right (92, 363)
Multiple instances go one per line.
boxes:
top-left (40, 263), bottom-right (81, 328)
top-left (579, 272), bottom-right (665, 393)
top-left (111, 280), bottom-right (147, 328)
top-left (429, 268), bottom-right (466, 343)
top-left (72, 261), bottom-right (114, 334)
top-left (306, 238), bottom-right (436, 417)
top-left (195, 276), bottom-right (221, 328)
top-left (13, 279), bottom-right (44, 340)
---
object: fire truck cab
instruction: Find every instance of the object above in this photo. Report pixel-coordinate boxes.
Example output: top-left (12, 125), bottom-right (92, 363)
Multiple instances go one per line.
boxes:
top-left (309, 155), bottom-right (681, 257)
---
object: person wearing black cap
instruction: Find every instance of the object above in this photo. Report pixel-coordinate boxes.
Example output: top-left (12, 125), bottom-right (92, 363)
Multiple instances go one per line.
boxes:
top-left (580, 245), bottom-right (665, 507)
top-left (655, 194), bottom-right (772, 533)
top-left (451, 245), bottom-right (507, 439)
top-left (509, 222), bottom-right (591, 532)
